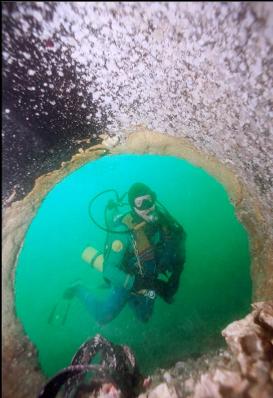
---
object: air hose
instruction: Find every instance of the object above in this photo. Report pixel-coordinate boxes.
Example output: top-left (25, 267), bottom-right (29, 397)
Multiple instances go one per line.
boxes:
top-left (88, 189), bottom-right (183, 233)
top-left (88, 189), bottom-right (132, 234)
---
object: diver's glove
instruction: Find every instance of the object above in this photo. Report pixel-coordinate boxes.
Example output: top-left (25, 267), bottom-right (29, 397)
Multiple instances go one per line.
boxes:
top-left (132, 275), bottom-right (155, 293)
top-left (153, 279), bottom-right (174, 304)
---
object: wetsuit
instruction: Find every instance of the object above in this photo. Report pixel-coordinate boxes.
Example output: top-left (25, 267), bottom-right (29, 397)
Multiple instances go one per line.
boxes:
top-left (75, 209), bottom-right (186, 324)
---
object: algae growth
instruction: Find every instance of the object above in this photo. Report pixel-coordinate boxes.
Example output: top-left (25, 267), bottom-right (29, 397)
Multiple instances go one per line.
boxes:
top-left (15, 154), bottom-right (252, 377)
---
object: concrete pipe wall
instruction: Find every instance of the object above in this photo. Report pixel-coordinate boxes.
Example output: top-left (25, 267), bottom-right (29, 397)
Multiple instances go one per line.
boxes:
top-left (2, 3), bottom-right (273, 397)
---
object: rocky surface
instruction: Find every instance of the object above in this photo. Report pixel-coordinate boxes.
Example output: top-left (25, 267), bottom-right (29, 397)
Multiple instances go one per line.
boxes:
top-left (79, 301), bottom-right (273, 398)
top-left (145, 301), bottom-right (273, 398)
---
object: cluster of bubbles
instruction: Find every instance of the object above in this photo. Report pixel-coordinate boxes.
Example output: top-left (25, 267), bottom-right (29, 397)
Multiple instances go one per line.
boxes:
top-left (2, 2), bottom-right (273, 211)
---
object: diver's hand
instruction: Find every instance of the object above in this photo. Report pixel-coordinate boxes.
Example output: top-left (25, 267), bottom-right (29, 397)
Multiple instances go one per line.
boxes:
top-left (153, 279), bottom-right (174, 304)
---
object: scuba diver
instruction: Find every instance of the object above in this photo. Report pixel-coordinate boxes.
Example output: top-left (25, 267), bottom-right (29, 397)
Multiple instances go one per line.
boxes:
top-left (63, 182), bottom-right (186, 325)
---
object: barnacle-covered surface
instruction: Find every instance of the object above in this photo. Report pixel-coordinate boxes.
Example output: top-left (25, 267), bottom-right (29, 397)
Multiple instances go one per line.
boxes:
top-left (2, 2), bottom-right (273, 228)
top-left (2, 2), bottom-right (273, 398)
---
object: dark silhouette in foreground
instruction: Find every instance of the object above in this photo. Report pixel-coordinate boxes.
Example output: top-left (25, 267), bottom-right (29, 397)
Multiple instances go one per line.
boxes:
top-left (38, 334), bottom-right (147, 398)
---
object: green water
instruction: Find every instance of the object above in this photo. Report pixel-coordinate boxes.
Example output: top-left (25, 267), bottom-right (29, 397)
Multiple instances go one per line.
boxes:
top-left (15, 154), bottom-right (252, 377)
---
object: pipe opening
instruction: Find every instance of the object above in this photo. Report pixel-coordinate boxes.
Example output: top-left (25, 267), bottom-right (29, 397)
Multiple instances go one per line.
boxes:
top-left (14, 153), bottom-right (252, 377)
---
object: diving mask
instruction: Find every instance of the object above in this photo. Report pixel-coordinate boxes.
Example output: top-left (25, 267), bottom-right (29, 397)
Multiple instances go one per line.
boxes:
top-left (134, 195), bottom-right (158, 223)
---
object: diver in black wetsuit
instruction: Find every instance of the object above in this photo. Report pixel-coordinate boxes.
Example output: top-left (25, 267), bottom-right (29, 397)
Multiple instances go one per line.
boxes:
top-left (64, 182), bottom-right (186, 325)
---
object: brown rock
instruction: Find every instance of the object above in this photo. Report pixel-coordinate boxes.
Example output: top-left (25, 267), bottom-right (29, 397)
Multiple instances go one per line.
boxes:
top-left (213, 369), bottom-right (249, 394)
top-left (222, 313), bottom-right (263, 356)
top-left (247, 382), bottom-right (273, 398)
top-left (253, 302), bottom-right (273, 332)
top-left (248, 360), bottom-right (271, 383)
top-left (193, 369), bottom-right (250, 398)
top-left (184, 377), bottom-right (195, 393)
top-left (193, 373), bottom-right (222, 398)
top-left (222, 302), bottom-right (273, 378)
top-left (148, 383), bottom-right (177, 398)
top-left (192, 302), bottom-right (273, 398)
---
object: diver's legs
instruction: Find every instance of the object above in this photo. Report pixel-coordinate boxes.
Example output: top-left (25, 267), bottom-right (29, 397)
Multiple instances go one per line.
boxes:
top-left (128, 295), bottom-right (155, 323)
top-left (74, 285), bottom-right (130, 325)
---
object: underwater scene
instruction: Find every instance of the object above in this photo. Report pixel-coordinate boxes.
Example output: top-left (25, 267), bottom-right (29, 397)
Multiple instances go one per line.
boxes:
top-left (15, 154), bottom-right (252, 377)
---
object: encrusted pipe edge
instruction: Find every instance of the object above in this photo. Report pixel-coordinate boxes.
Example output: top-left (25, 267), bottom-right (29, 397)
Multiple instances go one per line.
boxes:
top-left (2, 129), bottom-right (272, 398)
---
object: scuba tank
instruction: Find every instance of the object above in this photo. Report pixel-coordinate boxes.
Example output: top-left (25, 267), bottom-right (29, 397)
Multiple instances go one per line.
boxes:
top-left (81, 246), bottom-right (104, 272)
top-left (81, 189), bottom-right (129, 272)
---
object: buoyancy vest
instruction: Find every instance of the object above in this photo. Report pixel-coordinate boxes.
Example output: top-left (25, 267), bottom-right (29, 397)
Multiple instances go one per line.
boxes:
top-left (120, 211), bottom-right (176, 276)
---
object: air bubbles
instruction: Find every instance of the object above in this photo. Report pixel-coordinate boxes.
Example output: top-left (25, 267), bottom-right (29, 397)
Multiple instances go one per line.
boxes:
top-left (22, 52), bottom-right (31, 60)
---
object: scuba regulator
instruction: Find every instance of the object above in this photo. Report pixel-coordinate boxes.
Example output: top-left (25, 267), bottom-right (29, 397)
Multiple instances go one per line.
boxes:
top-left (88, 187), bottom-right (184, 235)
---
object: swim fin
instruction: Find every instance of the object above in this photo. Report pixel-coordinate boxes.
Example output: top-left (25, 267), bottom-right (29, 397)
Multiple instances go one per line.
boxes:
top-left (48, 299), bottom-right (72, 326)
